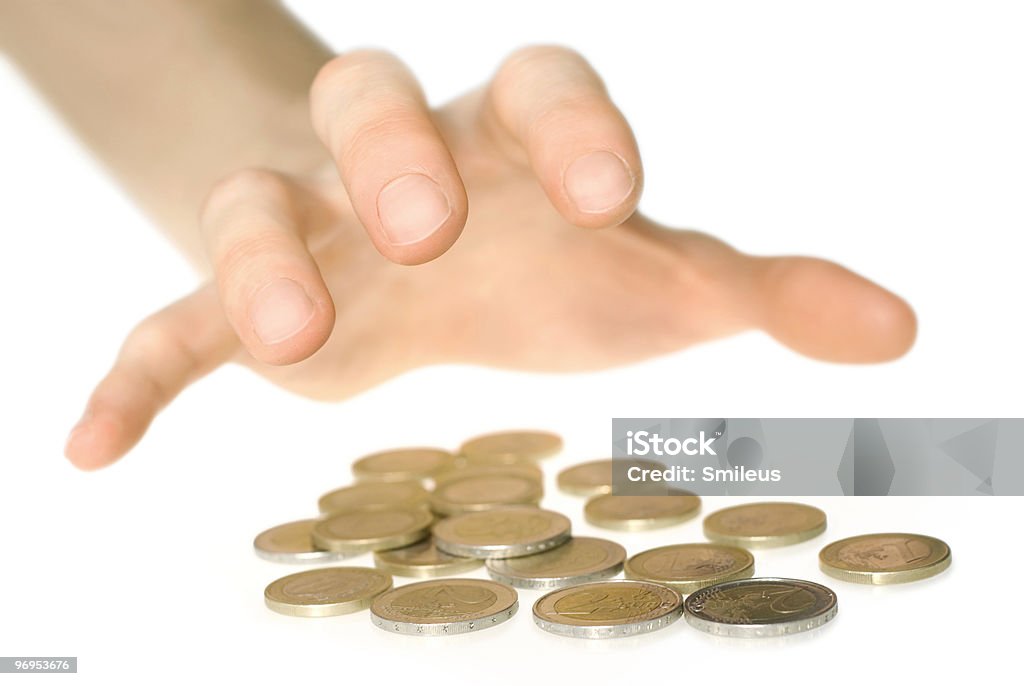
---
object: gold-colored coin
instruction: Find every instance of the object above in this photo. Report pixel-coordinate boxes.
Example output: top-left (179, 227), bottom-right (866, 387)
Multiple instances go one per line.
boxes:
top-left (433, 506), bottom-right (572, 559)
top-left (703, 502), bottom-right (827, 548)
top-left (352, 448), bottom-right (457, 483)
top-left (318, 481), bottom-right (429, 515)
top-left (556, 459), bottom-right (663, 497)
top-left (459, 430), bottom-right (563, 462)
top-left (584, 492), bottom-right (701, 531)
top-left (264, 566), bottom-right (392, 617)
top-left (486, 537), bottom-right (626, 589)
top-left (624, 543), bottom-right (754, 593)
top-left (433, 462), bottom-right (543, 485)
top-left (312, 506), bottom-right (433, 554)
top-left (373, 538), bottom-right (483, 578)
top-left (253, 519), bottom-right (350, 564)
top-left (370, 578), bottom-right (519, 635)
top-left (819, 533), bottom-right (951, 585)
top-left (532, 580), bottom-right (684, 639)
top-left (429, 471), bottom-right (543, 516)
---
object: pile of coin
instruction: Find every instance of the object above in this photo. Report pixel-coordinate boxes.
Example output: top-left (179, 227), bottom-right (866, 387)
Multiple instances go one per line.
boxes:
top-left (254, 432), bottom-right (952, 639)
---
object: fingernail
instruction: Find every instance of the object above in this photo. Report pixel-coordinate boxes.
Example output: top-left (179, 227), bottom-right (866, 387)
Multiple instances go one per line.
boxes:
top-left (377, 173), bottom-right (451, 246)
top-left (249, 278), bottom-right (315, 345)
top-left (564, 150), bottom-right (634, 214)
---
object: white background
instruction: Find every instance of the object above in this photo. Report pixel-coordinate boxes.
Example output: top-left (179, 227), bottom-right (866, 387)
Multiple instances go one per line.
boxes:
top-left (0, 1), bottom-right (1021, 683)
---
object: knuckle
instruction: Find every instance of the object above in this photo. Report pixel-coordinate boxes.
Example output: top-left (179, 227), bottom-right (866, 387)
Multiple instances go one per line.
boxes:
top-left (200, 168), bottom-right (286, 228)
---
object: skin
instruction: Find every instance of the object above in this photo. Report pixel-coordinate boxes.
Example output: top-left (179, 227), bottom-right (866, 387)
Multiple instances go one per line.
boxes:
top-left (0, 2), bottom-right (916, 471)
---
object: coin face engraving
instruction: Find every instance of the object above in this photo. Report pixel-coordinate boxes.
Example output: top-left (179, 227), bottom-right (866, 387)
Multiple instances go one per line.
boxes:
top-left (532, 580), bottom-right (684, 638)
top-left (321, 508), bottom-right (428, 538)
top-left (505, 541), bottom-right (608, 574)
top-left (391, 584), bottom-right (499, 619)
top-left (451, 511), bottom-right (552, 542)
top-left (319, 481), bottom-right (428, 514)
top-left (264, 567), bottom-right (393, 617)
top-left (552, 587), bottom-right (663, 621)
top-left (433, 508), bottom-right (572, 558)
top-left (584, 493), bottom-right (701, 531)
top-left (819, 533), bottom-right (951, 584)
top-left (280, 571), bottom-right (374, 603)
top-left (684, 578), bottom-right (837, 636)
top-left (440, 475), bottom-right (536, 503)
top-left (703, 503), bottom-right (827, 547)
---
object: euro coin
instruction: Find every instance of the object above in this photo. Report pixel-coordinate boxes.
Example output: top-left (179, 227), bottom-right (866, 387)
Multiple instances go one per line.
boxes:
top-left (556, 459), bottom-right (662, 497)
top-left (703, 502), bottom-right (826, 548)
top-left (264, 566), bottom-right (392, 617)
top-left (373, 538), bottom-right (483, 578)
top-left (429, 471), bottom-right (542, 516)
top-left (459, 430), bottom-right (562, 462)
top-left (312, 506), bottom-right (433, 554)
top-left (433, 506), bottom-right (571, 559)
top-left (625, 543), bottom-right (754, 594)
top-left (318, 481), bottom-right (429, 515)
top-left (370, 578), bottom-right (518, 635)
top-left (486, 537), bottom-right (626, 589)
top-left (584, 492), bottom-right (701, 531)
top-left (532, 580), bottom-right (683, 639)
top-left (253, 519), bottom-right (351, 564)
top-left (352, 448), bottom-right (457, 483)
top-left (819, 533), bottom-right (951, 585)
top-left (433, 462), bottom-right (543, 485)
top-left (684, 577), bottom-right (838, 637)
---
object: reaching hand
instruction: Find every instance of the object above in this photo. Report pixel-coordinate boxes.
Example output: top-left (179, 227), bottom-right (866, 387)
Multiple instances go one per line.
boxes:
top-left (64, 46), bottom-right (916, 470)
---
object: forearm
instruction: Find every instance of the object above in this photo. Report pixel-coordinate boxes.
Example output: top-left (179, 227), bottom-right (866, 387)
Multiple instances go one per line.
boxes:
top-left (0, 0), bottom-right (332, 266)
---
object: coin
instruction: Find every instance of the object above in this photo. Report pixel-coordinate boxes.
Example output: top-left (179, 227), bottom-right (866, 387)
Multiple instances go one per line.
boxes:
top-left (433, 462), bottom-right (544, 484)
top-left (264, 566), bottom-right (392, 617)
top-left (318, 481), bottom-right (429, 515)
top-left (253, 519), bottom-right (351, 564)
top-left (625, 543), bottom-right (755, 594)
top-left (370, 578), bottom-right (518, 636)
top-left (684, 577), bottom-right (838, 638)
top-left (703, 502), bottom-right (827, 548)
top-left (429, 471), bottom-right (543, 516)
top-left (373, 538), bottom-right (483, 578)
top-left (459, 430), bottom-right (563, 462)
top-left (352, 448), bottom-right (457, 483)
top-left (486, 537), bottom-right (626, 589)
top-left (312, 506), bottom-right (433, 554)
top-left (584, 492), bottom-right (701, 531)
top-left (532, 580), bottom-right (683, 639)
top-left (819, 533), bottom-right (951, 585)
top-left (433, 507), bottom-right (571, 559)
top-left (556, 459), bottom-right (663, 497)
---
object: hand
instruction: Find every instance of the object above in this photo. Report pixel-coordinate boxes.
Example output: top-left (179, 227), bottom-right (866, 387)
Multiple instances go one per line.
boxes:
top-left (64, 46), bottom-right (916, 470)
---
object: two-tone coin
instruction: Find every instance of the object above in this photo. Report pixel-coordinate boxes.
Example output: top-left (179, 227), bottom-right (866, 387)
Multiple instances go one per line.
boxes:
top-left (486, 537), bottom-right (626, 589)
top-left (370, 578), bottom-right (518, 636)
top-left (703, 502), bottom-right (826, 548)
top-left (264, 567), bottom-right (392, 617)
top-left (352, 448), bottom-right (457, 483)
top-left (532, 580), bottom-right (684, 639)
top-left (819, 533), bottom-right (951, 584)
top-left (625, 543), bottom-right (754, 594)
top-left (253, 519), bottom-right (351, 564)
top-left (433, 507), bottom-right (571, 559)
top-left (373, 538), bottom-right (483, 578)
top-left (459, 430), bottom-right (563, 462)
top-left (429, 471), bottom-right (543, 516)
top-left (556, 459), bottom-right (664, 497)
top-left (318, 481), bottom-right (429, 515)
top-left (312, 506), bottom-right (433, 554)
top-left (584, 492), bottom-right (701, 531)
top-left (684, 577), bottom-right (838, 638)
top-left (434, 462), bottom-right (544, 484)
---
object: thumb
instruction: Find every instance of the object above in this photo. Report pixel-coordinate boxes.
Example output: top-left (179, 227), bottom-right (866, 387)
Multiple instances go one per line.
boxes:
top-left (64, 283), bottom-right (238, 470)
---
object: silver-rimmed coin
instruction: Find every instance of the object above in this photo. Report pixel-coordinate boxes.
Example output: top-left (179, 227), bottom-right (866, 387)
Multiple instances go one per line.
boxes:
top-left (312, 506), bottom-right (433, 555)
top-left (624, 543), bottom-right (754, 594)
top-left (486, 537), bottom-right (626, 589)
top-left (373, 538), bottom-right (483, 578)
top-left (684, 577), bottom-right (838, 638)
top-left (432, 507), bottom-right (571, 559)
top-left (703, 502), bottom-right (827, 548)
top-left (370, 578), bottom-right (518, 636)
top-left (253, 519), bottom-right (352, 564)
top-left (318, 481), bottom-right (429, 515)
top-left (532, 580), bottom-right (683, 639)
top-left (264, 566), bottom-right (392, 617)
top-left (584, 492), bottom-right (701, 531)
